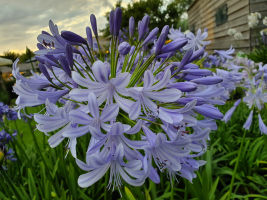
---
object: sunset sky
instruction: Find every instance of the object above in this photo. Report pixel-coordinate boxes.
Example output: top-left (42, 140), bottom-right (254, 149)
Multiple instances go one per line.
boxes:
top-left (0, 0), bottom-right (131, 55)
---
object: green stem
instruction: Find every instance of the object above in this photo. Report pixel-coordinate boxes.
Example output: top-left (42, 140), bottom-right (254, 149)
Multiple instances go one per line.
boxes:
top-left (26, 112), bottom-right (61, 196)
top-left (104, 170), bottom-right (110, 200)
top-left (227, 130), bottom-right (247, 200)
top-left (14, 120), bottom-right (26, 148)
top-left (171, 179), bottom-right (174, 200)
top-left (51, 70), bottom-right (72, 90)
top-left (184, 180), bottom-right (188, 200)
top-left (29, 56), bottom-right (35, 72)
top-left (0, 167), bottom-right (22, 200)
top-left (95, 37), bottom-right (103, 61)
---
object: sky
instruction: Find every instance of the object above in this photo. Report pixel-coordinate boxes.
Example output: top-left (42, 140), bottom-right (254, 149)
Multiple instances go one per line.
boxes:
top-left (0, 0), bottom-right (131, 54)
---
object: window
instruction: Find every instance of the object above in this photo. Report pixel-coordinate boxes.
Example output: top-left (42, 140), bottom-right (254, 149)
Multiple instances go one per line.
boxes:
top-left (215, 4), bottom-right (228, 26)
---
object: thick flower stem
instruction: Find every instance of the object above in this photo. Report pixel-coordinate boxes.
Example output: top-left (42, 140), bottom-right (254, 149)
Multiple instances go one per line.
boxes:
top-left (184, 180), bottom-right (188, 200)
top-left (171, 179), bottom-right (174, 200)
top-left (26, 113), bottom-right (61, 196)
top-left (227, 130), bottom-right (247, 200)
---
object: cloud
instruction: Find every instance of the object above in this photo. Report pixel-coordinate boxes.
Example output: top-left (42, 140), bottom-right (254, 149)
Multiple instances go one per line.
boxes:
top-left (0, 0), bottom-right (131, 54)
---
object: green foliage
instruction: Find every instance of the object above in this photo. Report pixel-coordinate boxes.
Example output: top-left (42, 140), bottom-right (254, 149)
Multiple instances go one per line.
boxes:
top-left (247, 44), bottom-right (267, 65)
top-left (0, 47), bottom-right (34, 64)
top-left (100, 0), bottom-right (193, 38)
top-left (0, 51), bottom-right (20, 63)
top-left (1, 101), bottom-right (267, 199)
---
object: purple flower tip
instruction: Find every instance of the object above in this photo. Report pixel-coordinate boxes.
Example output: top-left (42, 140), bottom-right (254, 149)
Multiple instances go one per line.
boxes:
top-left (61, 31), bottom-right (87, 45)
top-left (90, 14), bottom-right (98, 38)
top-left (118, 42), bottom-right (131, 55)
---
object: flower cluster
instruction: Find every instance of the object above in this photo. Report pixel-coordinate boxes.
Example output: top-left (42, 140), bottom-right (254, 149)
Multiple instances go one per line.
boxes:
top-left (0, 129), bottom-right (17, 170)
top-left (248, 12), bottom-right (261, 28)
top-left (0, 102), bottom-right (18, 122)
top-left (222, 57), bottom-right (267, 134)
top-left (13, 7), bottom-right (227, 189)
top-left (227, 28), bottom-right (242, 40)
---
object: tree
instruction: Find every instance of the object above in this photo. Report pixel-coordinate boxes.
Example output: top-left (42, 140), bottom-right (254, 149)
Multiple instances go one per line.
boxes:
top-left (100, 0), bottom-right (193, 38)
top-left (0, 51), bottom-right (20, 62)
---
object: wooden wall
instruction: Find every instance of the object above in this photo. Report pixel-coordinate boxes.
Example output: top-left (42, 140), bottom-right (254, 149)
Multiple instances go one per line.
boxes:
top-left (188, 0), bottom-right (250, 53)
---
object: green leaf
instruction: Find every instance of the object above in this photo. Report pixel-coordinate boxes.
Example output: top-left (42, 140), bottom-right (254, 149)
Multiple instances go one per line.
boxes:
top-left (154, 192), bottom-right (171, 200)
top-left (125, 186), bottom-right (136, 200)
top-left (208, 177), bottom-right (219, 199)
top-left (52, 158), bottom-right (60, 179)
top-left (78, 189), bottom-right (93, 200)
top-left (28, 168), bottom-right (38, 200)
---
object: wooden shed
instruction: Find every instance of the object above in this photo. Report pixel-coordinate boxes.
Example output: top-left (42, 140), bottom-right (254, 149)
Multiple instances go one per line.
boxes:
top-left (187, 0), bottom-right (267, 54)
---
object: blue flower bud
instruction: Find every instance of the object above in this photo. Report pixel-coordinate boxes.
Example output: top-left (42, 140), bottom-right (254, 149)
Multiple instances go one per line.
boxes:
top-left (58, 55), bottom-right (71, 77)
top-left (129, 16), bottom-right (135, 38)
top-left (114, 7), bottom-right (122, 36)
top-left (189, 46), bottom-right (206, 62)
top-left (141, 27), bottom-right (159, 47)
top-left (90, 14), bottom-right (98, 38)
top-left (160, 38), bottom-right (188, 54)
top-left (194, 104), bottom-right (223, 120)
top-left (183, 74), bottom-right (202, 81)
top-left (35, 56), bottom-right (59, 68)
top-left (118, 42), bottom-right (131, 55)
top-left (168, 82), bottom-right (197, 92)
top-left (183, 63), bottom-right (199, 70)
top-left (176, 97), bottom-right (206, 106)
top-left (38, 63), bottom-right (52, 82)
top-left (65, 44), bottom-right (74, 68)
top-left (138, 15), bottom-right (150, 41)
top-left (154, 25), bottom-right (169, 55)
top-left (175, 49), bottom-right (193, 73)
top-left (44, 61), bottom-right (53, 71)
top-left (86, 27), bottom-right (93, 48)
top-left (243, 110), bottom-right (253, 130)
top-left (234, 99), bottom-right (241, 107)
top-left (258, 113), bottom-right (267, 134)
top-left (45, 55), bottom-right (58, 64)
top-left (129, 46), bottom-right (136, 55)
top-left (182, 69), bottom-right (212, 76)
top-left (61, 31), bottom-right (87, 45)
top-left (190, 76), bottom-right (223, 85)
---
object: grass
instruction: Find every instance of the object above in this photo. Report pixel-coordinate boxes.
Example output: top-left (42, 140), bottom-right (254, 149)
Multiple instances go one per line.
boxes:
top-left (6, 106), bottom-right (45, 150)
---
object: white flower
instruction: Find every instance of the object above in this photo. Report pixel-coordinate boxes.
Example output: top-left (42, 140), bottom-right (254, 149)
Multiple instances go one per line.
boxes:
top-left (263, 17), bottom-right (267, 26)
top-left (234, 32), bottom-right (242, 40)
top-left (227, 28), bottom-right (237, 36)
top-left (248, 12), bottom-right (261, 28)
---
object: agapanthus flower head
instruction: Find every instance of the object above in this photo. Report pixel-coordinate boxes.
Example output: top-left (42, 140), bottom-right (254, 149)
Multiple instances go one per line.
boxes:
top-left (184, 29), bottom-right (211, 51)
top-left (13, 6), bottom-right (227, 190)
top-left (168, 26), bottom-right (184, 40)
top-left (214, 45), bottom-right (235, 63)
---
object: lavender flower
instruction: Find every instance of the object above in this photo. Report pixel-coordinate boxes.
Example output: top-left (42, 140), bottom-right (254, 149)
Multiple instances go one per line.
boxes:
top-left (14, 7), bottom-right (229, 190)
top-left (184, 29), bottom-right (211, 51)
top-left (258, 114), bottom-right (267, 134)
top-left (243, 110), bottom-right (253, 130)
